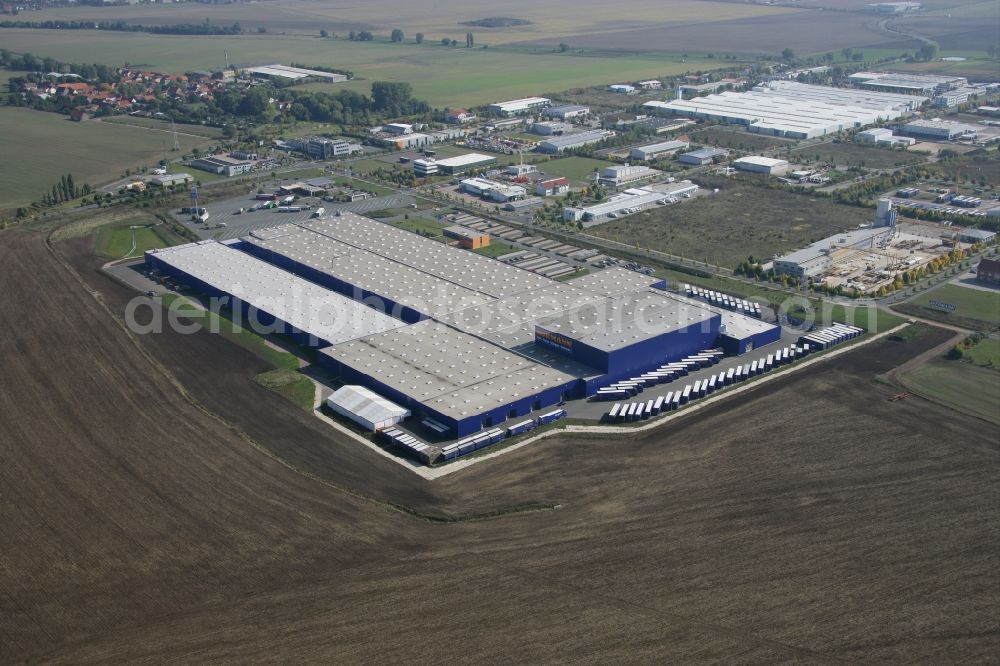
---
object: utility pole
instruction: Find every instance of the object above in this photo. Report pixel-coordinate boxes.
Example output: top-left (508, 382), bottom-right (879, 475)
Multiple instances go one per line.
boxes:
top-left (170, 119), bottom-right (181, 151)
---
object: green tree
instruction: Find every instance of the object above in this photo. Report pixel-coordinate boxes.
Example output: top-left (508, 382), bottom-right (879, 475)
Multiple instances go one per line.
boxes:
top-left (391, 29), bottom-right (404, 43)
top-left (917, 44), bottom-right (937, 61)
top-left (466, 32), bottom-right (474, 48)
top-left (782, 47), bottom-right (795, 61)
top-left (415, 32), bottom-right (424, 44)
top-left (320, 29), bottom-right (328, 38)
top-left (559, 43), bottom-right (569, 52)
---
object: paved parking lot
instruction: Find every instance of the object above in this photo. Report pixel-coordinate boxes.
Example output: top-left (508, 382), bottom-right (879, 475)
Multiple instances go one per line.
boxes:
top-left (175, 192), bottom-right (416, 241)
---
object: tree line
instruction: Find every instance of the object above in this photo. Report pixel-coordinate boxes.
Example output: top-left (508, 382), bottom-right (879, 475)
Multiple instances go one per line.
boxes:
top-left (0, 19), bottom-right (244, 35)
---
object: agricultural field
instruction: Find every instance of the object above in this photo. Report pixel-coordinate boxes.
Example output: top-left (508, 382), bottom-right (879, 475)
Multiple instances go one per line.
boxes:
top-left (895, 282), bottom-right (1000, 330)
top-left (0, 29), bottom-right (714, 109)
top-left (898, 359), bottom-right (1000, 424)
top-left (535, 156), bottom-right (613, 185)
top-left (789, 141), bottom-right (930, 169)
top-left (515, 9), bottom-right (922, 55)
top-left (4, 230), bottom-right (996, 663)
top-left (689, 127), bottom-right (796, 153)
top-left (10, 0), bottom-right (793, 43)
top-left (591, 183), bottom-right (875, 268)
top-left (931, 156), bottom-right (1000, 188)
top-left (0, 106), bottom-right (214, 214)
top-left (100, 115), bottom-right (225, 139)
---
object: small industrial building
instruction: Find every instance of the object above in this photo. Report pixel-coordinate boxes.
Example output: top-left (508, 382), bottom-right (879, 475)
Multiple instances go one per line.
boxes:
top-left (242, 64), bottom-right (348, 82)
top-left (536, 177), bottom-right (569, 197)
top-left (543, 104), bottom-right (590, 120)
top-left (598, 165), bottom-right (660, 186)
top-left (855, 127), bottom-right (916, 147)
top-left (679, 147), bottom-right (728, 165)
top-left (865, 2), bottom-right (921, 13)
top-left (933, 90), bottom-right (971, 108)
top-left (531, 121), bottom-right (574, 135)
top-left (188, 154), bottom-right (255, 176)
top-left (537, 130), bottom-right (613, 154)
top-left (383, 123), bottom-right (413, 135)
top-left (733, 156), bottom-right (790, 175)
top-left (488, 97), bottom-right (551, 117)
top-left (413, 152), bottom-right (495, 176)
top-left (563, 181), bottom-right (698, 226)
top-left (901, 119), bottom-right (978, 141)
top-left (773, 227), bottom-right (897, 278)
top-left (444, 225), bottom-right (489, 249)
top-left (325, 385), bottom-right (410, 431)
top-left (637, 80), bottom-right (663, 90)
top-left (280, 182), bottom-right (327, 197)
top-left (460, 178), bottom-right (526, 202)
top-left (609, 84), bottom-right (637, 94)
top-left (976, 258), bottom-right (1000, 284)
top-left (629, 140), bottom-right (690, 161)
top-left (960, 229), bottom-right (997, 244)
top-left (148, 173), bottom-right (193, 188)
top-left (286, 137), bottom-right (362, 159)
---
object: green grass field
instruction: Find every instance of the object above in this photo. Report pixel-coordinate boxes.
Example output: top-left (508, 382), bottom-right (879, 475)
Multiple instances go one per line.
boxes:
top-left (899, 283), bottom-right (1000, 330)
top-left (0, 29), bottom-right (713, 108)
top-left (253, 369), bottom-right (315, 410)
top-left (472, 240), bottom-right (519, 257)
top-left (688, 127), bottom-right (795, 153)
top-left (0, 106), bottom-right (215, 213)
top-left (964, 337), bottom-right (1000, 368)
top-left (100, 116), bottom-right (225, 139)
top-left (899, 360), bottom-right (1000, 425)
top-left (94, 219), bottom-right (185, 259)
top-left (536, 156), bottom-right (612, 185)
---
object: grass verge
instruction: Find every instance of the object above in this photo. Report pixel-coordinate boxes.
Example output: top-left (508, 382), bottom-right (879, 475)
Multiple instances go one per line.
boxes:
top-left (254, 369), bottom-right (316, 410)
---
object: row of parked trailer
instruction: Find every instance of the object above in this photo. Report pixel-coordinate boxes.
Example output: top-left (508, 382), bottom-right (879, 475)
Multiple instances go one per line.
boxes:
top-left (438, 409), bottom-right (567, 461)
top-left (682, 284), bottom-right (762, 318)
top-left (798, 323), bottom-right (863, 350)
top-left (592, 350), bottom-right (725, 402)
top-left (380, 427), bottom-right (437, 465)
top-left (602, 324), bottom-right (864, 423)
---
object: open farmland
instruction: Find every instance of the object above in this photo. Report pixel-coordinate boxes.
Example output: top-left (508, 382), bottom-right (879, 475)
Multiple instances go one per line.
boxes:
top-left (100, 115), bottom-right (225, 139)
top-left (789, 141), bottom-right (930, 169)
top-left (591, 182), bottom-right (874, 268)
top-left (0, 29), bottom-right (710, 108)
top-left (2, 229), bottom-right (996, 662)
top-left (8, 0), bottom-right (793, 43)
top-left (899, 359), bottom-right (1000, 424)
top-left (515, 9), bottom-right (921, 55)
top-left (0, 107), bottom-right (214, 214)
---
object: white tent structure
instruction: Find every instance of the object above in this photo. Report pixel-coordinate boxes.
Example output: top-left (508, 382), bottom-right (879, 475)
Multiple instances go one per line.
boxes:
top-left (326, 385), bottom-right (410, 431)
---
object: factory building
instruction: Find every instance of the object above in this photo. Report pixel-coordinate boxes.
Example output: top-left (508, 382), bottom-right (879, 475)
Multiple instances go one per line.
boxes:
top-left (534, 290), bottom-right (721, 381)
top-left (865, 2), bottom-right (921, 12)
top-left (637, 80), bottom-right (663, 90)
top-left (148, 173), bottom-right (193, 188)
top-left (412, 152), bottom-right (495, 176)
top-left (598, 165), bottom-right (660, 187)
top-left (629, 139), bottom-right (690, 161)
top-left (849, 72), bottom-right (966, 95)
top-left (733, 156), bottom-right (790, 175)
top-left (543, 104), bottom-right (590, 120)
top-left (773, 227), bottom-right (897, 278)
top-left (563, 181), bottom-right (698, 226)
top-left (444, 225), bottom-right (489, 249)
top-left (645, 81), bottom-right (923, 139)
top-left (241, 64), bottom-right (348, 82)
top-left (188, 154), bottom-right (255, 176)
top-left (537, 130), bottom-right (614, 154)
top-left (901, 119), bottom-right (978, 141)
top-left (382, 123), bottom-right (413, 135)
top-left (933, 90), bottom-right (971, 108)
top-left (679, 147), bottom-right (728, 165)
top-left (488, 97), bottom-right (551, 116)
top-left (150, 213), bottom-right (783, 440)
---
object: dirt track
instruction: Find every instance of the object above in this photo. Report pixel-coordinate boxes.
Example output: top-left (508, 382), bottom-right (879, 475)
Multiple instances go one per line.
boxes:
top-left (0, 230), bottom-right (997, 663)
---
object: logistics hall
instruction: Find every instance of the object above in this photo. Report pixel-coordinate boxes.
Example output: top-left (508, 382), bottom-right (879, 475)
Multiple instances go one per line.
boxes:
top-left (146, 212), bottom-right (779, 438)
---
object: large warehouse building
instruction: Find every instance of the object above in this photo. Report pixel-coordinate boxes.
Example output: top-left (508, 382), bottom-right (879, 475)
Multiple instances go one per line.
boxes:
top-left (488, 96), bottom-right (551, 116)
top-left (149, 212), bottom-right (780, 439)
top-left (644, 81), bottom-right (924, 139)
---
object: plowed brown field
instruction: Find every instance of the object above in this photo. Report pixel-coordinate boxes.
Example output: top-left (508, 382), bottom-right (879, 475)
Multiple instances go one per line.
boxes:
top-left (0, 228), bottom-right (996, 663)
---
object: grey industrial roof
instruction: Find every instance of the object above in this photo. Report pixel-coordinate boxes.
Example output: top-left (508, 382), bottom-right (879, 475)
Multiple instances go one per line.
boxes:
top-left (321, 321), bottom-right (576, 420)
top-left (534, 289), bottom-right (718, 352)
top-left (682, 147), bottom-right (729, 160)
top-left (568, 267), bottom-right (660, 296)
top-left (539, 130), bottom-right (611, 149)
top-left (148, 241), bottom-right (405, 345)
top-left (300, 213), bottom-right (551, 298)
top-left (326, 385), bottom-right (410, 426)
top-left (243, 223), bottom-right (492, 317)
